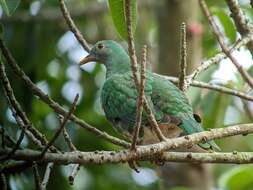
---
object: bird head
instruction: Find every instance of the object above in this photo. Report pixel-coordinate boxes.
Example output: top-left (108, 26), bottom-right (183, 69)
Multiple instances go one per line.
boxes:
top-left (79, 40), bottom-right (129, 66)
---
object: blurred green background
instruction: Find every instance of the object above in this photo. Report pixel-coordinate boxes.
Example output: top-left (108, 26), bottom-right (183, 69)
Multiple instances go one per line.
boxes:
top-left (0, 0), bottom-right (253, 190)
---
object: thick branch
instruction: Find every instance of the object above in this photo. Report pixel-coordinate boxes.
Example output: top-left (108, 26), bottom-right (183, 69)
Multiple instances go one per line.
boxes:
top-left (2, 124), bottom-right (253, 164)
top-left (5, 148), bottom-right (253, 164)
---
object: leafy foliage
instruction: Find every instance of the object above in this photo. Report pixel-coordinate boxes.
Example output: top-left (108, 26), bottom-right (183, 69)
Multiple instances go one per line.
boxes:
top-left (0, 0), bottom-right (253, 190)
top-left (212, 7), bottom-right (237, 43)
top-left (108, 0), bottom-right (137, 40)
top-left (218, 166), bottom-right (253, 190)
top-left (0, 0), bottom-right (20, 16)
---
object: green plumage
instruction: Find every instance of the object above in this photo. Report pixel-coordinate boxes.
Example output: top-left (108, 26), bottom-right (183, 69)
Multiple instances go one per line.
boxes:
top-left (82, 40), bottom-right (220, 151)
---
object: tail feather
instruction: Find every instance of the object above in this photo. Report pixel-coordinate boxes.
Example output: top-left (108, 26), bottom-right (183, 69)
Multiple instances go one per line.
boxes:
top-left (180, 115), bottom-right (220, 151)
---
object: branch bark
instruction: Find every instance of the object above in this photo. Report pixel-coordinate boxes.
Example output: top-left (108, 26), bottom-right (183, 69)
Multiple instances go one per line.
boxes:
top-left (199, 0), bottom-right (253, 89)
top-left (225, 0), bottom-right (253, 53)
top-left (1, 124), bottom-right (253, 165)
top-left (125, 0), bottom-right (166, 141)
top-left (58, 0), bottom-right (90, 52)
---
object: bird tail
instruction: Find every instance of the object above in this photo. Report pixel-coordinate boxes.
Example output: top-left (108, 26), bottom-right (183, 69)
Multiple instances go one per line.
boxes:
top-left (180, 116), bottom-right (220, 151)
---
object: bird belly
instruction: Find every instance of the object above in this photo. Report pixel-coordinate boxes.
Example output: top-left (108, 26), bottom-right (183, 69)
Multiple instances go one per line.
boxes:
top-left (141, 123), bottom-right (182, 145)
top-left (141, 123), bottom-right (209, 153)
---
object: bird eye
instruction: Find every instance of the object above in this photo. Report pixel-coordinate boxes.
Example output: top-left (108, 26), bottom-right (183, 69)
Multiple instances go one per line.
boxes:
top-left (97, 43), bottom-right (105, 50)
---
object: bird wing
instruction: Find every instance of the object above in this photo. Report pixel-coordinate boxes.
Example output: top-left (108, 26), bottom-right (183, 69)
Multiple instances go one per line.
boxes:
top-left (150, 74), bottom-right (220, 151)
top-left (151, 74), bottom-right (193, 116)
top-left (101, 71), bottom-right (154, 134)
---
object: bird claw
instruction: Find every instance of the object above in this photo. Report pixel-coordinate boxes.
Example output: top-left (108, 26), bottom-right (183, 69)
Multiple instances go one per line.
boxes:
top-left (128, 161), bottom-right (140, 173)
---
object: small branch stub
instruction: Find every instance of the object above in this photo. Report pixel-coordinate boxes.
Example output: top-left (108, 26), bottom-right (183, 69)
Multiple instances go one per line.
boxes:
top-left (178, 22), bottom-right (188, 92)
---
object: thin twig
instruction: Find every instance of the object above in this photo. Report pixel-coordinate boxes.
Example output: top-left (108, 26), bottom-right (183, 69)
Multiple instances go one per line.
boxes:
top-left (0, 161), bottom-right (33, 174)
top-left (62, 128), bottom-right (76, 151)
top-left (58, 0), bottom-right (90, 52)
top-left (243, 100), bottom-right (253, 121)
top-left (125, 0), bottom-right (166, 142)
top-left (199, 0), bottom-right (253, 89)
top-left (0, 60), bottom-right (58, 153)
top-left (225, 0), bottom-right (253, 53)
top-left (0, 128), bottom-right (26, 161)
top-left (0, 173), bottom-right (7, 190)
top-left (189, 36), bottom-right (251, 80)
top-left (62, 127), bottom-right (81, 185)
top-left (159, 74), bottom-right (253, 102)
top-left (131, 45), bottom-right (147, 150)
top-left (1, 126), bottom-right (5, 149)
top-left (32, 162), bottom-right (42, 190)
top-left (0, 127), bottom-right (17, 147)
top-left (178, 22), bottom-right (188, 92)
top-left (0, 39), bottom-right (130, 148)
top-left (40, 94), bottom-right (79, 157)
top-left (41, 163), bottom-right (54, 190)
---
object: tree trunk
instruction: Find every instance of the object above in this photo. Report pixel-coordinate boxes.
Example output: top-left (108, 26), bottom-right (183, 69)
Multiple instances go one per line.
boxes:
top-left (156, 1), bottom-right (211, 190)
top-left (156, 0), bottom-right (202, 75)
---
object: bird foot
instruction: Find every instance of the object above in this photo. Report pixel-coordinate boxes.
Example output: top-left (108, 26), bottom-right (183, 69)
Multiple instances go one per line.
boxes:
top-left (128, 148), bottom-right (141, 173)
top-left (128, 161), bottom-right (140, 173)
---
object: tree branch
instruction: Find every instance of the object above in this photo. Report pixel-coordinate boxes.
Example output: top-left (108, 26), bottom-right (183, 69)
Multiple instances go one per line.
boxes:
top-left (0, 59), bottom-right (58, 153)
top-left (189, 35), bottom-right (251, 81)
top-left (58, 0), bottom-right (91, 52)
top-left (32, 162), bottom-right (42, 190)
top-left (62, 128), bottom-right (76, 152)
top-left (68, 164), bottom-right (80, 185)
top-left (0, 39), bottom-right (130, 148)
top-left (2, 124), bottom-right (253, 165)
top-left (131, 45), bottom-right (147, 150)
top-left (125, 0), bottom-right (166, 142)
top-left (40, 94), bottom-right (79, 157)
top-left (0, 173), bottom-right (7, 190)
top-left (225, 0), bottom-right (253, 53)
top-left (41, 163), bottom-right (54, 190)
top-left (199, 0), bottom-right (253, 89)
top-left (178, 22), bottom-right (188, 92)
top-left (158, 74), bottom-right (253, 102)
top-left (61, 120), bottom-right (81, 184)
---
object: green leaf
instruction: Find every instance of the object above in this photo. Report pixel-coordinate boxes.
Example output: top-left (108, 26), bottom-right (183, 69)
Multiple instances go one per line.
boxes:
top-left (218, 166), bottom-right (253, 190)
top-left (201, 91), bottom-right (231, 129)
top-left (0, 0), bottom-right (20, 16)
top-left (212, 8), bottom-right (236, 43)
top-left (108, 0), bottom-right (137, 40)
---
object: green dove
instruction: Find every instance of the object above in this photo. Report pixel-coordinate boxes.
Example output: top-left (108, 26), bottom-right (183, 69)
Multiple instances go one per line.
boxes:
top-left (80, 40), bottom-right (220, 151)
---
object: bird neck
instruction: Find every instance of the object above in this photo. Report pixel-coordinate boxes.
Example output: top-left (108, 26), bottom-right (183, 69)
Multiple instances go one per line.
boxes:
top-left (105, 54), bottom-right (131, 78)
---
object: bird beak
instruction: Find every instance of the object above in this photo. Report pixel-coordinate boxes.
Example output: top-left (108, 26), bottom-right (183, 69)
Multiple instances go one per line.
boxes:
top-left (79, 54), bottom-right (97, 65)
